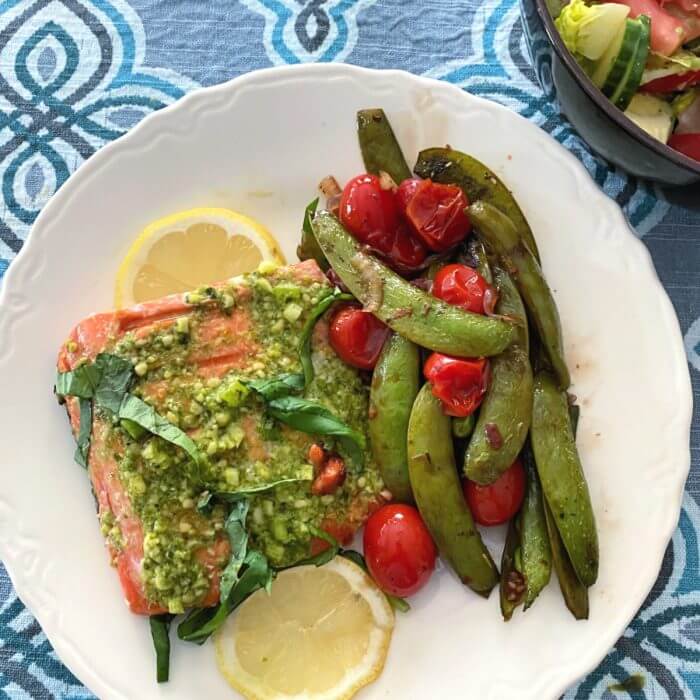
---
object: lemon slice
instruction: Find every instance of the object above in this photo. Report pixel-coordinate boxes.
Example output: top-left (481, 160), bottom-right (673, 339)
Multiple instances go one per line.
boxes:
top-left (114, 207), bottom-right (285, 307)
top-left (215, 556), bottom-right (395, 700)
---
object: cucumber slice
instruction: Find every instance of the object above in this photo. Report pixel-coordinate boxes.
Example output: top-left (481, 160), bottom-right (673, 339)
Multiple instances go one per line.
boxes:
top-left (624, 93), bottom-right (675, 143)
top-left (612, 15), bottom-right (651, 110)
top-left (592, 17), bottom-right (642, 89)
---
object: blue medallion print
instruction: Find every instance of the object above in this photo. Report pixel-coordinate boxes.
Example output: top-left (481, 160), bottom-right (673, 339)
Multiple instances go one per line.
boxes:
top-left (0, 0), bottom-right (199, 280)
top-left (240, 0), bottom-right (378, 65)
top-left (425, 0), bottom-right (670, 238)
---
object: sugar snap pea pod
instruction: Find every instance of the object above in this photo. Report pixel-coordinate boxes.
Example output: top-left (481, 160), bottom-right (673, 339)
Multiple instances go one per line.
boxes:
top-left (519, 447), bottom-right (552, 609)
top-left (369, 334), bottom-right (420, 503)
top-left (531, 372), bottom-right (598, 587)
top-left (296, 197), bottom-right (329, 271)
top-left (499, 518), bottom-right (524, 620)
top-left (452, 413), bottom-right (475, 439)
top-left (469, 201), bottom-right (570, 389)
top-left (407, 384), bottom-right (499, 596)
top-left (544, 500), bottom-right (589, 619)
top-left (464, 268), bottom-right (532, 484)
top-left (414, 147), bottom-right (540, 262)
top-left (465, 237), bottom-right (493, 284)
top-left (357, 109), bottom-right (412, 184)
top-left (312, 211), bottom-right (517, 357)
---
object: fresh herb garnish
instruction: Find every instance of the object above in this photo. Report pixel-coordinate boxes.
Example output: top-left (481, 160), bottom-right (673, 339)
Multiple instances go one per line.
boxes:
top-left (298, 289), bottom-right (354, 386)
top-left (149, 614), bottom-right (174, 683)
top-left (267, 396), bottom-right (365, 465)
top-left (56, 353), bottom-right (204, 470)
top-left (245, 373), bottom-right (305, 401)
top-left (219, 498), bottom-right (250, 601)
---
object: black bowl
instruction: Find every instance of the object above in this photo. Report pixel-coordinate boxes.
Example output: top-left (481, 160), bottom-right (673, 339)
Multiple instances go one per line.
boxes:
top-left (520, 0), bottom-right (700, 185)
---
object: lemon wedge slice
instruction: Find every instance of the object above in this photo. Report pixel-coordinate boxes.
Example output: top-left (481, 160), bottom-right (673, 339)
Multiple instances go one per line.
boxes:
top-left (215, 556), bottom-right (394, 700)
top-left (114, 207), bottom-right (285, 307)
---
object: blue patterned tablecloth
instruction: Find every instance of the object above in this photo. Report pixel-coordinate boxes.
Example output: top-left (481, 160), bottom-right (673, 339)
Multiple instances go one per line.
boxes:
top-left (0, 1), bottom-right (699, 698)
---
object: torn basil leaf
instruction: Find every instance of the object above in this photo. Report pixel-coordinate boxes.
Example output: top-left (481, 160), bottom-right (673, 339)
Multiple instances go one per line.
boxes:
top-left (245, 373), bottom-right (304, 401)
top-left (55, 362), bottom-right (103, 399)
top-left (149, 614), bottom-right (174, 683)
top-left (298, 289), bottom-right (354, 386)
top-left (74, 398), bottom-right (92, 468)
top-left (93, 353), bottom-right (134, 413)
top-left (267, 396), bottom-right (365, 465)
top-left (219, 498), bottom-right (250, 602)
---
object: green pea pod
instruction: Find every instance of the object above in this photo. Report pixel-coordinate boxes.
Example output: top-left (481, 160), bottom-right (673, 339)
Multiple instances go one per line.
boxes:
top-left (296, 197), bottom-right (329, 271)
top-left (464, 237), bottom-right (493, 284)
top-left (407, 384), bottom-right (499, 597)
top-left (357, 109), bottom-right (412, 184)
top-left (469, 201), bottom-right (570, 389)
top-left (499, 518), bottom-right (524, 620)
top-left (464, 267), bottom-right (532, 484)
top-left (544, 500), bottom-right (589, 619)
top-left (531, 372), bottom-right (598, 587)
top-left (452, 413), bottom-right (476, 439)
top-left (519, 447), bottom-right (552, 609)
top-left (369, 334), bottom-right (420, 503)
top-left (414, 147), bottom-right (540, 262)
top-left (311, 211), bottom-right (517, 357)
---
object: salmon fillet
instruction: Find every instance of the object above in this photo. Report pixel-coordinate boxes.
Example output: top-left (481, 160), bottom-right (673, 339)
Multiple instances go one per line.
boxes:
top-left (57, 260), bottom-right (385, 615)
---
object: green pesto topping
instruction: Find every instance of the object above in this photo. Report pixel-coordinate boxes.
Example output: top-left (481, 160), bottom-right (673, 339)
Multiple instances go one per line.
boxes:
top-left (103, 268), bottom-right (384, 611)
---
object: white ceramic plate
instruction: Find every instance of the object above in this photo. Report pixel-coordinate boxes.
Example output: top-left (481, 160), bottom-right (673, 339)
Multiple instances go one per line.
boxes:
top-left (0, 64), bottom-right (692, 700)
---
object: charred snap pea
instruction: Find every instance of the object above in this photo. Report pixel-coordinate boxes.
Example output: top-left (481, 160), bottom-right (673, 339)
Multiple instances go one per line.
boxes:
top-left (312, 211), bottom-right (517, 357)
top-left (545, 500), bottom-right (589, 620)
top-left (531, 372), bottom-right (598, 587)
top-left (469, 201), bottom-right (570, 389)
top-left (500, 519), bottom-right (525, 620)
top-left (369, 334), bottom-right (420, 503)
top-left (357, 109), bottom-right (412, 185)
top-left (519, 447), bottom-right (552, 610)
top-left (464, 268), bottom-right (532, 485)
top-left (407, 384), bottom-right (499, 597)
top-left (414, 147), bottom-right (540, 262)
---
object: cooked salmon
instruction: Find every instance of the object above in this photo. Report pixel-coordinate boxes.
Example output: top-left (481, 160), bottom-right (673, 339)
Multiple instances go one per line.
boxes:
top-left (57, 260), bottom-right (385, 615)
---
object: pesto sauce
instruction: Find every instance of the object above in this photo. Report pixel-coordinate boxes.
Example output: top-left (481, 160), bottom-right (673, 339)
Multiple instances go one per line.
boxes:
top-left (104, 266), bottom-right (384, 611)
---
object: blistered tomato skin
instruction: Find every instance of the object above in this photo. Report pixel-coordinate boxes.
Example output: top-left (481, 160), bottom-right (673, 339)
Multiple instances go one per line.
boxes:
top-left (423, 353), bottom-right (490, 417)
top-left (363, 504), bottom-right (437, 598)
top-left (463, 458), bottom-right (526, 526)
top-left (329, 304), bottom-right (390, 370)
top-left (404, 180), bottom-right (472, 252)
top-left (433, 264), bottom-right (490, 314)
top-left (396, 178), bottom-right (422, 214)
top-left (339, 174), bottom-right (400, 251)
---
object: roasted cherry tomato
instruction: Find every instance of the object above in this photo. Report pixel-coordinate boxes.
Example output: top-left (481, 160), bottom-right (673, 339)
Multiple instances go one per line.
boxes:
top-left (642, 71), bottom-right (700, 93)
top-left (396, 177), bottom-right (422, 214)
top-left (340, 174), bottom-right (427, 271)
top-left (329, 304), bottom-right (389, 370)
top-left (432, 263), bottom-right (490, 314)
top-left (423, 352), bottom-right (489, 417)
top-left (363, 503), bottom-right (437, 597)
top-left (463, 458), bottom-right (526, 526)
top-left (669, 133), bottom-right (700, 162)
top-left (403, 179), bottom-right (472, 252)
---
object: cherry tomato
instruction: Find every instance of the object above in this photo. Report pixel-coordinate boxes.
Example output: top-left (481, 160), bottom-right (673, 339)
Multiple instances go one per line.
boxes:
top-left (403, 180), bottom-right (472, 252)
top-left (463, 458), bottom-right (526, 526)
top-left (396, 177), bottom-right (422, 213)
top-left (423, 352), bottom-right (489, 417)
top-left (432, 264), bottom-right (490, 314)
top-left (363, 503), bottom-right (437, 597)
top-left (669, 133), bottom-right (700, 162)
top-left (329, 304), bottom-right (389, 370)
top-left (340, 174), bottom-right (427, 271)
top-left (642, 70), bottom-right (700, 93)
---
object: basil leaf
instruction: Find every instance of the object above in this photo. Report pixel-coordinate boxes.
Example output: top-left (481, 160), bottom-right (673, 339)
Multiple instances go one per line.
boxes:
top-left (74, 398), bottom-right (92, 468)
top-left (93, 353), bottom-right (134, 413)
top-left (279, 526), bottom-right (340, 569)
top-left (219, 499), bottom-right (249, 602)
top-left (303, 197), bottom-right (319, 237)
top-left (196, 490), bottom-right (213, 514)
top-left (55, 362), bottom-right (103, 399)
top-left (245, 373), bottom-right (305, 401)
top-left (298, 290), bottom-right (354, 387)
top-left (339, 550), bottom-right (410, 613)
top-left (118, 394), bottom-right (204, 467)
top-left (267, 396), bottom-right (365, 465)
top-left (149, 614), bottom-right (174, 683)
top-left (178, 549), bottom-right (273, 644)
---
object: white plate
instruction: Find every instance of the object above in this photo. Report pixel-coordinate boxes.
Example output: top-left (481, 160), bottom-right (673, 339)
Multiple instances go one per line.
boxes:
top-left (0, 64), bottom-right (692, 700)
